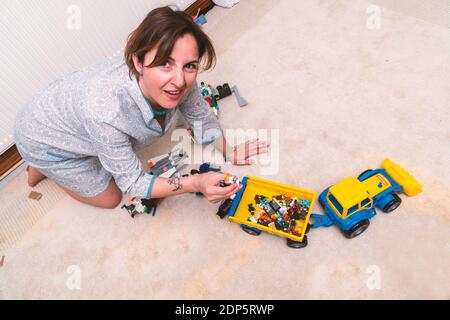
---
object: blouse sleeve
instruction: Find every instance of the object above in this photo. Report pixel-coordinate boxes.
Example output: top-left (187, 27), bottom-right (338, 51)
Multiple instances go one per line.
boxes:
top-left (83, 118), bottom-right (157, 198)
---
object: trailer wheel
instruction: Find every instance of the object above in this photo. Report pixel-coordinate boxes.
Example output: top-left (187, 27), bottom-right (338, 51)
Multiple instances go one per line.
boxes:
top-left (342, 220), bottom-right (370, 239)
top-left (358, 169), bottom-right (373, 180)
top-left (305, 223), bottom-right (311, 234)
top-left (286, 236), bottom-right (308, 249)
top-left (241, 225), bottom-right (261, 236)
top-left (382, 193), bottom-right (402, 213)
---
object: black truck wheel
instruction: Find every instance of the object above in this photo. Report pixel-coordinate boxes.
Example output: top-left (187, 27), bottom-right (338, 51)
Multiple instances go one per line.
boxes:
top-left (342, 220), bottom-right (370, 239)
top-left (382, 193), bottom-right (402, 213)
top-left (358, 169), bottom-right (373, 180)
top-left (241, 225), bottom-right (261, 236)
top-left (286, 236), bottom-right (308, 248)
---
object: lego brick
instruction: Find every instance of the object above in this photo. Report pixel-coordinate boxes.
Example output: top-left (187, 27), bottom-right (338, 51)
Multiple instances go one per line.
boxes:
top-left (28, 191), bottom-right (42, 200)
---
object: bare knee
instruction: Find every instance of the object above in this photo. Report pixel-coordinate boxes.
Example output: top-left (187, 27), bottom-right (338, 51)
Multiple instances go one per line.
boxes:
top-left (102, 191), bottom-right (123, 209)
top-left (98, 181), bottom-right (123, 209)
top-left (58, 179), bottom-right (123, 209)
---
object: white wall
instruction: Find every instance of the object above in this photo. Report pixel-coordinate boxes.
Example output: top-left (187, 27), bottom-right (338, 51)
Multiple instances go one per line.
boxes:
top-left (0, 0), bottom-right (195, 154)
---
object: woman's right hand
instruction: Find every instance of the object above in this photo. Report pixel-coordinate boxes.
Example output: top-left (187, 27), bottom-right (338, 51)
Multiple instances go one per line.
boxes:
top-left (196, 172), bottom-right (242, 203)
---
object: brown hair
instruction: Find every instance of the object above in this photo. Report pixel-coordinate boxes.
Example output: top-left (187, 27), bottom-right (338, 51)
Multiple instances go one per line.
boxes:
top-left (125, 6), bottom-right (216, 79)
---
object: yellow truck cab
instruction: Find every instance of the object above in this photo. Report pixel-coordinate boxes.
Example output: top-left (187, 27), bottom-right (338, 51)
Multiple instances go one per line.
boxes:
top-left (327, 177), bottom-right (373, 219)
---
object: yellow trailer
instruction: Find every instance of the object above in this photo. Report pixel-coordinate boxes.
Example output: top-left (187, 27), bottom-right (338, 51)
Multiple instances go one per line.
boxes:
top-left (218, 176), bottom-right (317, 248)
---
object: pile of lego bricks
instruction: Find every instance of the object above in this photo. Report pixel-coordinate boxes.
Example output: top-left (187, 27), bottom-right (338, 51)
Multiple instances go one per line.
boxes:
top-left (247, 195), bottom-right (311, 236)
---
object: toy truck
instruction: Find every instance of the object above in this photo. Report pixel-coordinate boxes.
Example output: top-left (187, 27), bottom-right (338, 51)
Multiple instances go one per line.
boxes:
top-left (310, 159), bottom-right (423, 238)
top-left (217, 176), bottom-right (316, 248)
top-left (217, 159), bottom-right (422, 248)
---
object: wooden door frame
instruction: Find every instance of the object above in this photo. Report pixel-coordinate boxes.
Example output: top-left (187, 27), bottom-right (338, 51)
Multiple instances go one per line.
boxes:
top-left (0, 0), bottom-right (214, 179)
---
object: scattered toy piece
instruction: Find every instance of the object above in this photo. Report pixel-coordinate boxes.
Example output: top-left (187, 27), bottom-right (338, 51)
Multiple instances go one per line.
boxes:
top-left (216, 197), bottom-right (234, 219)
top-left (147, 148), bottom-right (188, 178)
top-left (216, 83), bottom-right (232, 100)
top-left (200, 82), bottom-right (219, 116)
top-left (190, 162), bottom-right (221, 176)
top-left (200, 162), bottom-right (221, 173)
top-left (28, 191), bottom-right (42, 200)
top-left (201, 81), bottom-right (249, 110)
top-left (220, 174), bottom-right (241, 187)
top-left (190, 162), bottom-right (225, 196)
top-left (195, 14), bottom-right (207, 25)
top-left (121, 197), bottom-right (160, 218)
top-left (214, 82), bottom-right (248, 108)
top-left (189, 163), bottom-right (240, 196)
top-left (231, 85), bottom-right (248, 107)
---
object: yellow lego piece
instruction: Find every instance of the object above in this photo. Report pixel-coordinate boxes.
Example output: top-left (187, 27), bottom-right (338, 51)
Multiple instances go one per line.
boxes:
top-left (254, 210), bottom-right (264, 220)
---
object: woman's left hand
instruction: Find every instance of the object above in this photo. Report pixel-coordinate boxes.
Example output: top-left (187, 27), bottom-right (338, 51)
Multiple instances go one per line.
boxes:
top-left (231, 139), bottom-right (270, 166)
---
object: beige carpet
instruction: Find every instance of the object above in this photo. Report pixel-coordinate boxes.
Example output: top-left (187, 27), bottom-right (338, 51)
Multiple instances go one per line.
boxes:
top-left (0, 178), bottom-right (66, 253)
top-left (1, 0), bottom-right (449, 299)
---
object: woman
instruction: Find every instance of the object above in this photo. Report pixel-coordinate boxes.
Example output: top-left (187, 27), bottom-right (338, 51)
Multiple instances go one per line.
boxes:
top-left (14, 6), bottom-right (268, 209)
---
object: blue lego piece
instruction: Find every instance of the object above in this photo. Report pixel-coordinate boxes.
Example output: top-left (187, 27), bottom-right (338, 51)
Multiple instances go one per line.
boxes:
top-left (195, 14), bottom-right (207, 25)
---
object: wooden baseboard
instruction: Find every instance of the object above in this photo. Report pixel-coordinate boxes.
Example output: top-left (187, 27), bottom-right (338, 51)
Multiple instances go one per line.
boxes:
top-left (0, 145), bottom-right (23, 178)
top-left (0, 0), bottom-right (215, 180)
top-left (185, 0), bottom-right (215, 16)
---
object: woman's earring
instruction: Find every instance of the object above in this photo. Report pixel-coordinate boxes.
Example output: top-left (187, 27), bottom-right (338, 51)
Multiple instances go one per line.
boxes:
top-left (140, 70), bottom-right (144, 76)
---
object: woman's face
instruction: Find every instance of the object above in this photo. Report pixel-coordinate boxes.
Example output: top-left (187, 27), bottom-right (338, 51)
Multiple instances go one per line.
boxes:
top-left (136, 33), bottom-right (200, 110)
